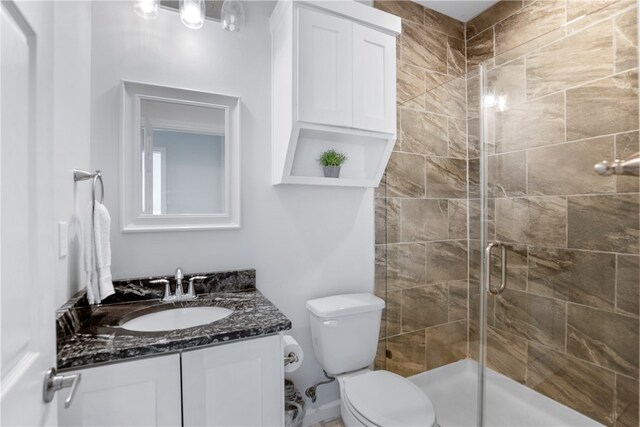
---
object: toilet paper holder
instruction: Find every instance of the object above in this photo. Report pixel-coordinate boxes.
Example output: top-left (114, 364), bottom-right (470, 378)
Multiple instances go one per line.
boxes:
top-left (284, 352), bottom-right (299, 366)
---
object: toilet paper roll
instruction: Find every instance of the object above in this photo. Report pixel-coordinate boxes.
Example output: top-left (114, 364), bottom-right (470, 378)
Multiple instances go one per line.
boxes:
top-left (283, 335), bottom-right (304, 373)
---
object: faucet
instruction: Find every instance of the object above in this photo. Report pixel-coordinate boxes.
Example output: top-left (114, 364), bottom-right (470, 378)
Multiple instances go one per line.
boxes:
top-left (152, 268), bottom-right (208, 301)
top-left (174, 268), bottom-right (184, 297)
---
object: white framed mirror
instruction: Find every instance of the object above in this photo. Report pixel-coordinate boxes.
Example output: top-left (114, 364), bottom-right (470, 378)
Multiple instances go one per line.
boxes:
top-left (121, 81), bottom-right (240, 232)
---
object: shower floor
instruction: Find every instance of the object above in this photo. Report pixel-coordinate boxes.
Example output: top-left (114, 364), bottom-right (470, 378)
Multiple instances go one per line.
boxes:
top-left (409, 359), bottom-right (602, 427)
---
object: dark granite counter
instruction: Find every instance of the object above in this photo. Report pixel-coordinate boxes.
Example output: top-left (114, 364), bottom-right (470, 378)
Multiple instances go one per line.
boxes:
top-left (56, 270), bottom-right (291, 371)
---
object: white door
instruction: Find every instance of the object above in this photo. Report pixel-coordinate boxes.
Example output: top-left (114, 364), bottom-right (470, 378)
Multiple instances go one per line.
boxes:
top-left (1, 1), bottom-right (57, 425)
top-left (297, 6), bottom-right (353, 128)
top-left (352, 23), bottom-right (396, 133)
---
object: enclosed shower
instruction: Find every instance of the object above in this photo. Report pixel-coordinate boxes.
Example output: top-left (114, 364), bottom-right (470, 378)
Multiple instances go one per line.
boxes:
top-left (375, 0), bottom-right (639, 425)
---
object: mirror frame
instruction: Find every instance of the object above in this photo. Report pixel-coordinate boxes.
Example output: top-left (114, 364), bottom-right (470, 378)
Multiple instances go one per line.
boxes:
top-left (121, 81), bottom-right (241, 232)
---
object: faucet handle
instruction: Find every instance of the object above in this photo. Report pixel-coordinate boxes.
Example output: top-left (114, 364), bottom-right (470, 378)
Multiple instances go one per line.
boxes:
top-left (187, 276), bottom-right (208, 298)
top-left (151, 279), bottom-right (173, 301)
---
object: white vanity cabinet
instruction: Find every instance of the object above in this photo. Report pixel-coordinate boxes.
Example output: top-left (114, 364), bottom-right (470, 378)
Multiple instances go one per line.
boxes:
top-left (58, 335), bottom-right (283, 426)
top-left (57, 354), bottom-right (182, 426)
top-left (271, 1), bottom-right (401, 187)
top-left (182, 334), bottom-right (284, 426)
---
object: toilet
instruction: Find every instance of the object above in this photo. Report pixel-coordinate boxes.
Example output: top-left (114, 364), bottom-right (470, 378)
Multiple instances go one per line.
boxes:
top-left (306, 293), bottom-right (437, 427)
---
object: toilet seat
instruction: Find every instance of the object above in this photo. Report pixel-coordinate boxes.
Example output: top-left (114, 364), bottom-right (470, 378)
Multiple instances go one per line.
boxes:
top-left (342, 370), bottom-right (437, 427)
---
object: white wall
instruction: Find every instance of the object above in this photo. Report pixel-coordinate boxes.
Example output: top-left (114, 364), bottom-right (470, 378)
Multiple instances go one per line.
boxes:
top-left (53, 2), bottom-right (93, 309)
top-left (89, 1), bottom-right (375, 411)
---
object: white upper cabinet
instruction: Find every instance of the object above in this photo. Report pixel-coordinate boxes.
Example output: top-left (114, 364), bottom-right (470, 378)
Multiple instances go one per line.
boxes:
top-left (271, 1), bottom-right (401, 187)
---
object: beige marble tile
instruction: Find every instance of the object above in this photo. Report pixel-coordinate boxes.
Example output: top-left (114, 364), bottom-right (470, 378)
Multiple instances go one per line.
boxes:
top-left (426, 240), bottom-right (468, 283)
top-left (386, 290), bottom-right (402, 336)
top-left (425, 157), bottom-right (467, 199)
top-left (488, 151), bottom-right (527, 198)
top-left (528, 137), bottom-right (616, 196)
top-left (447, 199), bottom-right (467, 240)
top-left (448, 280), bottom-right (468, 322)
top-left (615, 373), bottom-right (639, 427)
top-left (566, 70), bottom-right (639, 141)
top-left (424, 75), bottom-right (466, 119)
top-left (615, 131), bottom-right (640, 194)
top-left (466, 0), bottom-right (524, 40)
top-left (614, 8), bottom-right (638, 73)
top-left (386, 243), bottom-right (426, 291)
top-left (374, 0), bottom-right (423, 24)
top-left (402, 284), bottom-right (448, 331)
top-left (567, 194), bottom-right (639, 254)
top-left (424, 7), bottom-right (464, 40)
top-left (528, 247), bottom-right (616, 310)
top-left (448, 117), bottom-right (467, 159)
top-left (617, 255), bottom-right (639, 317)
top-left (400, 198), bottom-right (448, 242)
top-left (567, 303), bottom-right (639, 378)
top-left (494, 27), bottom-right (566, 67)
top-left (447, 36), bottom-right (465, 77)
top-left (494, 92), bottom-right (565, 153)
top-left (401, 21), bottom-right (448, 73)
top-left (426, 320), bottom-right (468, 370)
top-left (495, 196), bottom-right (567, 247)
top-left (321, 417), bottom-right (345, 427)
top-left (467, 27), bottom-right (494, 72)
top-left (374, 339), bottom-right (386, 370)
top-left (400, 109), bottom-right (448, 156)
top-left (376, 196), bottom-right (400, 245)
top-left (495, 289), bottom-right (567, 350)
top-left (487, 326), bottom-right (528, 384)
top-left (386, 331), bottom-right (426, 377)
top-left (467, 75), bottom-right (480, 120)
top-left (527, 342), bottom-right (616, 426)
top-left (386, 152), bottom-right (425, 198)
top-left (374, 245), bottom-right (386, 295)
top-left (566, 0), bottom-right (635, 32)
top-left (468, 197), bottom-right (495, 241)
top-left (487, 58), bottom-right (526, 108)
top-left (397, 63), bottom-right (426, 106)
top-left (526, 20), bottom-right (614, 99)
top-left (495, 0), bottom-right (565, 56)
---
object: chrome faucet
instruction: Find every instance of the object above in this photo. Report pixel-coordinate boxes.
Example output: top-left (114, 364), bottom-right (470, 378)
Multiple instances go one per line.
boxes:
top-left (152, 269), bottom-right (208, 302)
top-left (174, 268), bottom-right (184, 297)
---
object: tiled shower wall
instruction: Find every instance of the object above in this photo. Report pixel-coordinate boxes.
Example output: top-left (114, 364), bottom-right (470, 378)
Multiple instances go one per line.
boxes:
top-left (373, 1), bottom-right (470, 376)
top-left (466, 1), bottom-right (640, 425)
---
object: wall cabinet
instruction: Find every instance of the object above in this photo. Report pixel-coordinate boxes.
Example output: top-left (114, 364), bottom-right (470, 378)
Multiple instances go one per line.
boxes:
top-left (58, 335), bottom-right (283, 426)
top-left (271, 1), bottom-right (401, 187)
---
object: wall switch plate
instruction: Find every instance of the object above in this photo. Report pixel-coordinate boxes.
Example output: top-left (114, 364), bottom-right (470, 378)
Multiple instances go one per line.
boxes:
top-left (58, 222), bottom-right (68, 258)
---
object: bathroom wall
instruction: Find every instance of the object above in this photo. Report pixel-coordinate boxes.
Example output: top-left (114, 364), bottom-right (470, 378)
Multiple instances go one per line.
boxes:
top-left (88, 1), bottom-right (374, 414)
top-left (373, 1), bottom-right (469, 377)
top-left (465, 1), bottom-right (639, 425)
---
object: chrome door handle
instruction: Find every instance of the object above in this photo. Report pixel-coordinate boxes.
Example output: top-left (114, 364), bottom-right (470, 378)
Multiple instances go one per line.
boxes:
top-left (485, 241), bottom-right (507, 295)
top-left (43, 367), bottom-right (81, 408)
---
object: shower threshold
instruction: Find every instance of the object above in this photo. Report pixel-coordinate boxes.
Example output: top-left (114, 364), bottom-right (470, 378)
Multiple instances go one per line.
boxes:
top-left (409, 359), bottom-right (602, 427)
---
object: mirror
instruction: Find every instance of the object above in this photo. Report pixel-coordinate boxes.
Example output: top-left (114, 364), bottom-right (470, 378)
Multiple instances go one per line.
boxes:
top-left (122, 82), bottom-right (240, 232)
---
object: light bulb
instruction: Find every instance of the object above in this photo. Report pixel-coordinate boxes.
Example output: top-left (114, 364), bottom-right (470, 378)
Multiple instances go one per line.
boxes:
top-left (133, 0), bottom-right (159, 19)
top-left (221, 0), bottom-right (245, 33)
top-left (180, 0), bottom-right (205, 30)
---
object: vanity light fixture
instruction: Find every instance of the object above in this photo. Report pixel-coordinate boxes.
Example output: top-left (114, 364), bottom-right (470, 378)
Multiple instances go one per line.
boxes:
top-left (180, 0), bottom-right (205, 29)
top-left (133, 0), bottom-right (160, 19)
top-left (221, 0), bottom-right (245, 32)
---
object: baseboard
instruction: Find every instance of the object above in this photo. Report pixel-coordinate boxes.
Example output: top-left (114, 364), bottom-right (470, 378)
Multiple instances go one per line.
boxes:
top-left (302, 399), bottom-right (341, 426)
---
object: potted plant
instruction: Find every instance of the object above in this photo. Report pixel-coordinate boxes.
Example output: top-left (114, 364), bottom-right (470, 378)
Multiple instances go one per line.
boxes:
top-left (318, 149), bottom-right (347, 178)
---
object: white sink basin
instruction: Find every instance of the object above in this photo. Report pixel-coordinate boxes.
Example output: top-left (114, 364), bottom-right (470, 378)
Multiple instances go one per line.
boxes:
top-left (121, 306), bottom-right (234, 332)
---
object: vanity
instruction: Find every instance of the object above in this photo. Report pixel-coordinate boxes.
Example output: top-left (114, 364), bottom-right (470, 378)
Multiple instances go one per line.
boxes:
top-left (56, 270), bottom-right (291, 426)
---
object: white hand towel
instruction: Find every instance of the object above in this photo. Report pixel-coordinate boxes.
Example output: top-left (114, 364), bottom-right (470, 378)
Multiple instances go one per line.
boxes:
top-left (82, 201), bottom-right (114, 304)
top-left (93, 201), bottom-right (115, 302)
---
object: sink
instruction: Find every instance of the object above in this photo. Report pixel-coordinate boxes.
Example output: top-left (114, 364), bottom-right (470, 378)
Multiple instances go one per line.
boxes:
top-left (120, 306), bottom-right (234, 332)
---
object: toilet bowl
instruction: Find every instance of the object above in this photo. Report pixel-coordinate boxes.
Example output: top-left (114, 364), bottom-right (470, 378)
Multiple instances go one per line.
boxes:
top-left (337, 369), bottom-right (437, 427)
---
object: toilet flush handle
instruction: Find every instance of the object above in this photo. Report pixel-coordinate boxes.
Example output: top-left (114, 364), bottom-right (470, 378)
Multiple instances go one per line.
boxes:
top-left (323, 320), bottom-right (338, 327)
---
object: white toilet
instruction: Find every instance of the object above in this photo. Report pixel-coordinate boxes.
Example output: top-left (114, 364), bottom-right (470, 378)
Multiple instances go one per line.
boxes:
top-left (306, 293), bottom-right (438, 427)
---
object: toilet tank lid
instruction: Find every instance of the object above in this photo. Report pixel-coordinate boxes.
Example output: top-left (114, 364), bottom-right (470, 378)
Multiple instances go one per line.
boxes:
top-left (306, 293), bottom-right (385, 318)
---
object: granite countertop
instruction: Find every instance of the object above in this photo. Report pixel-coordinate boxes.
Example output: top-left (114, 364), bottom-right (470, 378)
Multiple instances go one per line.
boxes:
top-left (56, 270), bottom-right (291, 371)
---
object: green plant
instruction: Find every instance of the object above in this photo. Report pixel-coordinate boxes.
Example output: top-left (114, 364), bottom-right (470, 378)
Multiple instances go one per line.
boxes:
top-left (318, 149), bottom-right (347, 167)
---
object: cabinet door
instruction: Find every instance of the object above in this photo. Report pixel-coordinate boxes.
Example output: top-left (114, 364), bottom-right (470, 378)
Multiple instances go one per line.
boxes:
top-left (58, 355), bottom-right (182, 426)
top-left (352, 24), bottom-right (396, 133)
top-left (182, 335), bottom-right (284, 426)
top-left (297, 6), bottom-right (352, 127)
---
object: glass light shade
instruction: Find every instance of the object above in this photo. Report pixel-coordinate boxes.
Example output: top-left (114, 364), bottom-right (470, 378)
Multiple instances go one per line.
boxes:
top-left (180, 0), bottom-right (205, 29)
top-left (133, 0), bottom-right (159, 19)
top-left (221, 0), bottom-right (245, 33)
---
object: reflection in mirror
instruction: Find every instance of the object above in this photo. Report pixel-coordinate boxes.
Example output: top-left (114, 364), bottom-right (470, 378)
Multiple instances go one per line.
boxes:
top-left (121, 81), bottom-right (240, 232)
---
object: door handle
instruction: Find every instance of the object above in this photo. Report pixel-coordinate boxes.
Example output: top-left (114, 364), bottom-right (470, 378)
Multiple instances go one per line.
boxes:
top-left (485, 241), bottom-right (507, 295)
top-left (43, 367), bottom-right (81, 408)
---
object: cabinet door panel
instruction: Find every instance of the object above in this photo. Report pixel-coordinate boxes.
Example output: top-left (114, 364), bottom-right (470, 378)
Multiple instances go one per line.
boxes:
top-left (182, 335), bottom-right (283, 426)
top-left (58, 355), bottom-right (182, 426)
top-left (352, 24), bottom-right (396, 133)
top-left (297, 6), bottom-right (352, 127)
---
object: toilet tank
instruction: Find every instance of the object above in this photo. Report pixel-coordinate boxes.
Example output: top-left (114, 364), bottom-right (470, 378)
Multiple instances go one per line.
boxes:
top-left (306, 293), bottom-right (385, 375)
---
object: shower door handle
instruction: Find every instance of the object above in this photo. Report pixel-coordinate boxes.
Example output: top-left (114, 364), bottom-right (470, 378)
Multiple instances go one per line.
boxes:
top-left (485, 242), bottom-right (507, 295)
